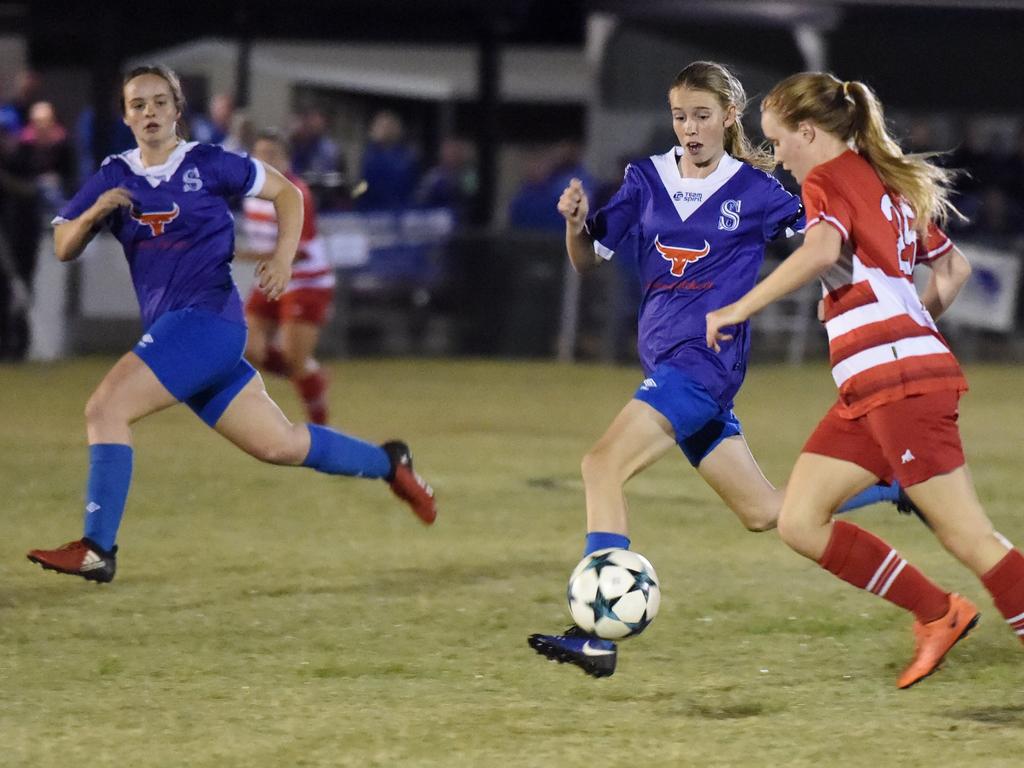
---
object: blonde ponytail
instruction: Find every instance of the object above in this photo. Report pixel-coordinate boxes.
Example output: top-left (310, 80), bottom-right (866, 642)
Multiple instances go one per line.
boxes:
top-left (763, 72), bottom-right (963, 236)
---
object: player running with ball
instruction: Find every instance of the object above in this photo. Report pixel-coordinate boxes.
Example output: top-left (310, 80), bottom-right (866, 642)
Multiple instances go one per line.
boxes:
top-left (528, 62), bottom-right (914, 678)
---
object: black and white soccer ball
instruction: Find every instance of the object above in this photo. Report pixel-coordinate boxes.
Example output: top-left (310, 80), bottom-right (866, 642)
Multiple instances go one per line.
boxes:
top-left (567, 547), bottom-right (661, 639)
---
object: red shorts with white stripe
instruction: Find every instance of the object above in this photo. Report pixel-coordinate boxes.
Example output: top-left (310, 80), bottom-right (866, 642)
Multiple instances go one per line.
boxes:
top-left (802, 390), bottom-right (965, 488)
top-left (245, 287), bottom-right (335, 327)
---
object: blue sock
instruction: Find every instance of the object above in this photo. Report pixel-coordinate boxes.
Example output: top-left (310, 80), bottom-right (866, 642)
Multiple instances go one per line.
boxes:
top-left (585, 531), bottom-right (630, 556)
top-left (837, 480), bottom-right (900, 513)
top-left (302, 424), bottom-right (391, 479)
top-left (82, 443), bottom-right (133, 552)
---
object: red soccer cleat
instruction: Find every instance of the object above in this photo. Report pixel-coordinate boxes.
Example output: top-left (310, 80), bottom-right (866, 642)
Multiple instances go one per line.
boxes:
top-left (382, 441), bottom-right (437, 525)
top-left (897, 593), bottom-right (979, 689)
top-left (27, 538), bottom-right (117, 583)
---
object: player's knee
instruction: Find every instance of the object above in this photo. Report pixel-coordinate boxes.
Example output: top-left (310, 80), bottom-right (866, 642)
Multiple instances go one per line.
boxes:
top-left (776, 508), bottom-right (815, 555)
top-left (740, 508), bottom-right (778, 533)
top-left (936, 520), bottom-right (995, 562)
top-left (581, 447), bottom-right (619, 487)
top-left (250, 426), bottom-right (307, 466)
top-left (84, 391), bottom-right (119, 428)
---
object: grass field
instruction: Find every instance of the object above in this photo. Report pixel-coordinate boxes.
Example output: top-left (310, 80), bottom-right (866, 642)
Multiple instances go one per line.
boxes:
top-left (2, 357), bottom-right (1023, 767)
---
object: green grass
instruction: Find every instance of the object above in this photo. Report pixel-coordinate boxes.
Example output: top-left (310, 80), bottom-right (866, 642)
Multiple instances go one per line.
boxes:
top-left (1, 358), bottom-right (1023, 767)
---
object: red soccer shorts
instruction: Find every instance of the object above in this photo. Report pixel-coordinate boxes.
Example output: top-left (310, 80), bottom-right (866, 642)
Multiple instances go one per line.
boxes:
top-left (802, 390), bottom-right (965, 487)
top-left (245, 287), bottom-right (335, 327)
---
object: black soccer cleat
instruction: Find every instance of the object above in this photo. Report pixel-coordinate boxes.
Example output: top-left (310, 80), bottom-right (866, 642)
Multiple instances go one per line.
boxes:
top-left (528, 625), bottom-right (617, 678)
top-left (895, 489), bottom-right (932, 529)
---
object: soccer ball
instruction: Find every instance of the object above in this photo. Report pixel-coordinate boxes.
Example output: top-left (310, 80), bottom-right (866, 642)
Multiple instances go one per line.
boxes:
top-left (567, 548), bottom-right (661, 639)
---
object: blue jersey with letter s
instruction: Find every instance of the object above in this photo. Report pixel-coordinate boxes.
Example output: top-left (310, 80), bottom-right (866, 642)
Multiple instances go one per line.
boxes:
top-left (587, 149), bottom-right (803, 406)
top-left (57, 142), bottom-right (266, 330)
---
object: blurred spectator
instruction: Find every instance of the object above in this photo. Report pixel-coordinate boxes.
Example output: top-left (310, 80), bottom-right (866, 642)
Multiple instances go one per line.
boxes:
top-left (0, 99), bottom-right (72, 361)
top-left (16, 102), bottom-right (75, 214)
top-left (190, 92), bottom-right (235, 145)
top-left (290, 108), bottom-right (342, 177)
top-left (0, 118), bottom-right (33, 359)
top-left (74, 101), bottom-right (135, 183)
top-left (508, 141), bottom-right (594, 231)
top-left (357, 110), bottom-right (418, 211)
top-left (414, 137), bottom-right (476, 221)
top-left (508, 148), bottom-right (557, 230)
top-left (966, 186), bottom-right (1024, 242)
top-left (998, 126), bottom-right (1024, 204)
top-left (0, 70), bottom-right (43, 135)
top-left (222, 110), bottom-right (256, 155)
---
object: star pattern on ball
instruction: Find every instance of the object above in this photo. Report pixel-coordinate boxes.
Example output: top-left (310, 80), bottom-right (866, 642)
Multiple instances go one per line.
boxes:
top-left (628, 568), bottom-right (657, 598)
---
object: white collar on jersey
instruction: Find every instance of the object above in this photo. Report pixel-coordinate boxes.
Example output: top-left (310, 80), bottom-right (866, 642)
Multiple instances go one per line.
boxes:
top-left (652, 149), bottom-right (744, 223)
top-left (118, 141), bottom-right (199, 187)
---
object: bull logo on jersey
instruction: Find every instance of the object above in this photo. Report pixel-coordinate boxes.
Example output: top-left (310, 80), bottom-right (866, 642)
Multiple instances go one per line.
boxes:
top-left (131, 203), bottom-right (180, 236)
top-left (654, 235), bottom-right (710, 277)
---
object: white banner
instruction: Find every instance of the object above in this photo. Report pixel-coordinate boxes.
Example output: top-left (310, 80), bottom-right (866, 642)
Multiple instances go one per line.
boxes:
top-left (915, 242), bottom-right (1020, 332)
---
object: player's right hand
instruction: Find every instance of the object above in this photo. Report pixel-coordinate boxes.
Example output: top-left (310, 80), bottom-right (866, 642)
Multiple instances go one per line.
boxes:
top-left (557, 178), bottom-right (589, 235)
top-left (92, 187), bottom-right (134, 217)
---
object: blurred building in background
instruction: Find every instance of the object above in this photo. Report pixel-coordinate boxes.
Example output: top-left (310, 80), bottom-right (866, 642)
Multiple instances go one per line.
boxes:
top-left (3, 0), bottom-right (1023, 364)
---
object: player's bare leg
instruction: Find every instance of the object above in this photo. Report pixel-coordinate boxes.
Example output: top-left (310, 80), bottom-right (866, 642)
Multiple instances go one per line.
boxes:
top-left (580, 399), bottom-right (677, 535)
top-left (244, 312), bottom-right (275, 368)
top-left (280, 319), bottom-right (329, 424)
top-left (779, 453), bottom-right (978, 689)
top-left (27, 352), bottom-right (179, 581)
top-left (530, 401), bottom-right (674, 677)
top-left (903, 465), bottom-right (1009, 576)
top-left (213, 372), bottom-right (311, 464)
top-left (697, 435), bottom-right (784, 531)
top-left (214, 374), bottom-right (435, 523)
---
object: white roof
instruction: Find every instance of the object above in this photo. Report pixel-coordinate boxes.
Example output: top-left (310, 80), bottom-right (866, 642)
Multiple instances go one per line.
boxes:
top-left (132, 38), bottom-right (589, 103)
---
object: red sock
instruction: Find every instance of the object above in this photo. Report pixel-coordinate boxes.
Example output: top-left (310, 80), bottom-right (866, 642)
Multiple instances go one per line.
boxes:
top-left (262, 346), bottom-right (290, 377)
top-left (818, 520), bottom-right (949, 624)
top-left (980, 548), bottom-right (1024, 645)
top-left (295, 369), bottom-right (329, 425)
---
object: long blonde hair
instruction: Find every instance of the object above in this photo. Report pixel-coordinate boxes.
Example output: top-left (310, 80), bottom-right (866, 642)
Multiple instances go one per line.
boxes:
top-left (670, 61), bottom-right (774, 173)
top-left (762, 72), bottom-right (961, 235)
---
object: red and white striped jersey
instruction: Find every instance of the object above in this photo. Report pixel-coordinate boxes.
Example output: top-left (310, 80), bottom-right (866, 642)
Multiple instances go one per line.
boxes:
top-left (242, 172), bottom-right (335, 291)
top-left (802, 150), bottom-right (966, 418)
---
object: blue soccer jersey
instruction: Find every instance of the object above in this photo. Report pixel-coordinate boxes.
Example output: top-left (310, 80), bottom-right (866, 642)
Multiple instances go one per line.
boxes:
top-left (587, 149), bottom-right (804, 406)
top-left (56, 141), bottom-right (266, 330)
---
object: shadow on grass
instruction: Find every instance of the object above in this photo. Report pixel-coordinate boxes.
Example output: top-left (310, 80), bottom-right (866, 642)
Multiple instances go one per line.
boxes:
top-left (687, 701), bottom-right (769, 720)
top-left (946, 704), bottom-right (1024, 726)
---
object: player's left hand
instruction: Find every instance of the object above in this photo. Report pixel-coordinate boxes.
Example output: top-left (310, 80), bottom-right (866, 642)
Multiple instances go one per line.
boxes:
top-left (256, 256), bottom-right (292, 301)
top-left (705, 304), bottom-right (746, 353)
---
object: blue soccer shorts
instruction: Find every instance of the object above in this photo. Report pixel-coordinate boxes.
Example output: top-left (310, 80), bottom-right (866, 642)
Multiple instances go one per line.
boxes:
top-left (633, 362), bottom-right (743, 467)
top-left (133, 308), bottom-right (257, 427)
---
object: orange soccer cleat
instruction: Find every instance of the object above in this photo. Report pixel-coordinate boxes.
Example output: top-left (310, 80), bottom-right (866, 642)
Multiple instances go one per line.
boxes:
top-left (897, 593), bottom-right (980, 689)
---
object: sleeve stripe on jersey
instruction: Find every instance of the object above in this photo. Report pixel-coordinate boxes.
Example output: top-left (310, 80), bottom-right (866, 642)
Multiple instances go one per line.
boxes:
top-left (593, 239), bottom-right (615, 260)
top-left (923, 238), bottom-right (954, 260)
top-left (245, 158), bottom-right (267, 198)
top-left (807, 214), bottom-right (849, 241)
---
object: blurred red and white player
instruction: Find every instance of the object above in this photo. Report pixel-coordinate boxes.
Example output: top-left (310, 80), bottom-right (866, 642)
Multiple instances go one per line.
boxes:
top-left (238, 128), bottom-right (335, 424)
top-left (707, 72), bottom-right (1024, 689)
